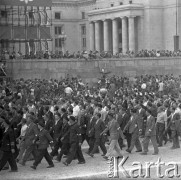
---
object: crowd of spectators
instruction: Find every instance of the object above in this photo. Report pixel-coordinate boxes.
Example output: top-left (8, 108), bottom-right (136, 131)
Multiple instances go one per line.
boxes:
top-left (1, 49), bottom-right (181, 61)
top-left (0, 73), bottom-right (181, 172)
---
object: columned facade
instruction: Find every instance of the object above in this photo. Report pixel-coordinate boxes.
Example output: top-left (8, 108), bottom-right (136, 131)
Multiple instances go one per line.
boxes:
top-left (89, 16), bottom-right (142, 54)
top-left (88, 4), bottom-right (144, 54)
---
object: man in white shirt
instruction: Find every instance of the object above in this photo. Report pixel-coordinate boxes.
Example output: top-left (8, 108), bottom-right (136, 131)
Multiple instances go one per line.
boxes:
top-left (73, 101), bottom-right (80, 117)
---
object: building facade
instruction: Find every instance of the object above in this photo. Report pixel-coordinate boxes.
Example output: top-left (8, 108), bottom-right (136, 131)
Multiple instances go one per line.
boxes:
top-left (51, 0), bottom-right (181, 54)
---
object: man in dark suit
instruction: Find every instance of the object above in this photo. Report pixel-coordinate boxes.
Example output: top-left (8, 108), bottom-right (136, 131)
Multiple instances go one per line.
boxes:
top-left (141, 109), bottom-right (159, 155)
top-left (137, 102), bottom-right (147, 137)
top-left (31, 121), bottom-right (54, 170)
top-left (0, 117), bottom-right (18, 172)
top-left (167, 107), bottom-right (180, 149)
top-left (56, 116), bottom-right (70, 162)
top-left (19, 114), bottom-right (39, 166)
top-left (89, 113), bottom-right (107, 157)
top-left (63, 116), bottom-right (85, 166)
top-left (36, 101), bottom-right (44, 120)
top-left (50, 113), bottom-right (63, 157)
top-left (86, 111), bottom-right (96, 154)
top-left (124, 109), bottom-right (142, 153)
top-left (44, 114), bottom-right (53, 137)
top-left (117, 108), bottom-right (130, 149)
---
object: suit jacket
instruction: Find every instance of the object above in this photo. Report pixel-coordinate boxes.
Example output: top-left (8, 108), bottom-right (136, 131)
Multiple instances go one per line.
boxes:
top-left (86, 115), bottom-right (96, 137)
top-left (77, 110), bottom-right (86, 134)
top-left (124, 114), bottom-right (141, 134)
top-left (94, 119), bottom-right (106, 139)
top-left (169, 113), bottom-right (180, 131)
top-left (69, 122), bottom-right (82, 143)
top-left (60, 123), bottom-right (70, 143)
top-left (145, 115), bottom-right (156, 136)
top-left (35, 129), bottom-right (53, 149)
top-left (52, 120), bottom-right (63, 140)
top-left (0, 127), bottom-right (16, 152)
top-left (103, 119), bottom-right (124, 140)
top-left (24, 122), bottom-right (39, 147)
top-left (44, 119), bottom-right (53, 134)
top-left (37, 106), bottom-right (44, 120)
top-left (117, 112), bottom-right (130, 130)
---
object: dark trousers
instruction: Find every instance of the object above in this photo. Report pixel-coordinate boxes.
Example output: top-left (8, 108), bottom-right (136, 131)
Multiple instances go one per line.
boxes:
top-left (51, 140), bottom-right (62, 157)
top-left (156, 122), bottom-right (165, 146)
top-left (124, 132), bottom-right (132, 149)
top-left (57, 143), bottom-right (70, 161)
top-left (118, 138), bottom-right (123, 149)
top-left (22, 144), bottom-right (37, 164)
top-left (129, 132), bottom-right (142, 151)
top-left (88, 137), bottom-right (95, 153)
top-left (171, 130), bottom-right (180, 148)
top-left (0, 151), bottom-right (18, 171)
top-left (33, 149), bottom-right (54, 167)
top-left (91, 137), bottom-right (107, 155)
top-left (81, 133), bottom-right (90, 144)
top-left (65, 142), bottom-right (85, 164)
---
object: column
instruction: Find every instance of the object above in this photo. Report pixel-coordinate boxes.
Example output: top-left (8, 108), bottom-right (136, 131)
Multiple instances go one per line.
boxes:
top-left (139, 16), bottom-right (144, 50)
top-left (103, 19), bottom-right (109, 52)
top-left (112, 18), bottom-right (119, 55)
top-left (89, 22), bottom-right (95, 51)
top-left (122, 17), bottom-right (128, 54)
top-left (95, 21), bottom-right (100, 51)
top-left (128, 16), bottom-right (135, 52)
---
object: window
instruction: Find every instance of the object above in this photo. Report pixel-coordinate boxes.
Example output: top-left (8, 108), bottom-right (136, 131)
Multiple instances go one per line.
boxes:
top-left (55, 26), bottom-right (62, 35)
top-left (55, 38), bottom-right (62, 48)
top-left (1, 10), bottom-right (7, 18)
top-left (120, 2), bottom-right (123, 5)
top-left (80, 25), bottom-right (86, 50)
top-left (111, 4), bottom-right (114, 7)
top-left (55, 12), bottom-right (61, 19)
top-left (82, 12), bottom-right (85, 19)
top-left (81, 26), bottom-right (86, 35)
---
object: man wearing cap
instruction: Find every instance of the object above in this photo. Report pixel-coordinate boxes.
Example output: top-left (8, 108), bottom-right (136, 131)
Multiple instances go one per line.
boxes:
top-left (0, 117), bottom-right (18, 172)
top-left (141, 108), bottom-right (159, 155)
top-left (63, 116), bottom-right (85, 166)
top-left (31, 121), bottom-right (54, 170)
top-left (156, 106), bottom-right (167, 147)
top-left (124, 109), bottom-right (142, 153)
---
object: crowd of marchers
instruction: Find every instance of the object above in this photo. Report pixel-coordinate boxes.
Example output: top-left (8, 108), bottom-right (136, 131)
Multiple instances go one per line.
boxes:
top-left (0, 73), bottom-right (181, 172)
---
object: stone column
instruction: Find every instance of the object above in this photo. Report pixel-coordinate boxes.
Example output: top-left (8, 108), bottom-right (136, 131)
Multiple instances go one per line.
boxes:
top-left (95, 21), bottom-right (100, 51)
top-left (112, 18), bottom-right (119, 55)
top-left (89, 21), bottom-right (95, 51)
top-left (139, 16), bottom-right (144, 50)
top-left (122, 17), bottom-right (128, 54)
top-left (103, 19), bottom-right (109, 52)
top-left (128, 16), bottom-right (135, 52)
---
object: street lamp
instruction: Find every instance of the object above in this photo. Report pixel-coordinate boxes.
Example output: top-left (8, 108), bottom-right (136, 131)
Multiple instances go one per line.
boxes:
top-left (20, 0), bottom-right (33, 4)
top-left (58, 31), bottom-right (67, 55)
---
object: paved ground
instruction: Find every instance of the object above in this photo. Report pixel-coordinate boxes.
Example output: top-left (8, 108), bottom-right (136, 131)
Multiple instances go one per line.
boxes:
top-left (1, 140), bottom-right (181, 180)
